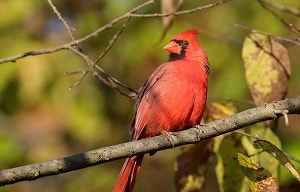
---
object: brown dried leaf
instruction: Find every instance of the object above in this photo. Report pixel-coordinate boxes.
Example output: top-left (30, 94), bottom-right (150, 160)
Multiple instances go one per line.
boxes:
top-left (160, 0), bottom-right (183, 38)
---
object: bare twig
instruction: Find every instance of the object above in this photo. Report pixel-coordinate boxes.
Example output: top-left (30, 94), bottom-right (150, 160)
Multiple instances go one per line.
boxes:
top-left (94, 18), bottom-right (131, 65)
top-left (66, 70), bottom-right (88, 76)
top-left (130, 0), bottom-right (231, 17)
top-left (234, 24), bottom-right (300, 46)
top-left (0, 0), bottom-right (154, 65)
top-left (259, 0), bottom-right (300, 17)
top-left (46, 0), bottom-right (76, 41)
top-left (74, 0), bottom-right (155, 44)
top-left (208, 96), bottom-right (255, 106)
top-left (52, 0), bottom-right (150, 95)
top-left (0, 46), bottom-right (70, 64)
top-left (69, 17), bottom-right (133, 90)
top-left (68, 70), bottom-right (89, 90)
top-left (46, 0), bottom-right (151, 93)
top-left (258, 0), bottom-right (300, 36)
top-left (0, 96), bottom-right (299, 186)
top-left (69, 46), bottom-right (137, 98)
top-left (234, 131), bottom-right (262, 140)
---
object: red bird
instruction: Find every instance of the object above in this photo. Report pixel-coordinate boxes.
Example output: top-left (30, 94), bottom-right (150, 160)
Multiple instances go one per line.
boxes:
top-left (112, 29), bottom-right (209, 192)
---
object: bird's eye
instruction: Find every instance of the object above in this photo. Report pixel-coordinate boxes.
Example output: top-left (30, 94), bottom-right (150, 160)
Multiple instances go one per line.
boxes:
top-left (183, 40), bottom-right (188, 45)
top-left (180, 40), bottom-right (189, 48)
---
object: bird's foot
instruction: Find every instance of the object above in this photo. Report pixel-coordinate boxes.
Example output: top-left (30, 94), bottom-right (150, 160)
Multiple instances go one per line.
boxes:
top-left (195, 124), bottom-right (206, 134)
top-left (161, 131), bottom-right (176, 147)
top-left (273, 109), bottom-right (289, 126)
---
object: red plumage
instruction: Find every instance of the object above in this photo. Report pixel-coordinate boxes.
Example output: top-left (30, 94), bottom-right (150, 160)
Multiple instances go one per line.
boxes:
top-left (112, 29), bottom-right (209, 192)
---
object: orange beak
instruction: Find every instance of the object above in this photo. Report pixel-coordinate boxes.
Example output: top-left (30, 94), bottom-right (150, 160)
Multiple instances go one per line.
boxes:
top-left (164, 41), bottom-right (181, 54)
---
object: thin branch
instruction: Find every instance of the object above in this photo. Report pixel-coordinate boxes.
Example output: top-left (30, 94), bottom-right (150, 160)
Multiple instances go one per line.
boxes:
top-left (0, 0), bottom-right (154, 65)
top-left (0, 96), bottom-right (299, 186)
top-left (69, 46), bottom-right (137, 98)
top-left (74, 0), bottom-right (155, 44)
top-left (233, 131), bottom-right (261, 140)
top-left (258, 0), bottom-right (300, 36)
top-left (259, 0), bottom-right (300, 17)
top-left (70, 17), bottom-right (133, 90)
top-left (54, 0), bottom-right (146, 95)
top-left (68, 70), bottom-right (89, 90)
top-left (0, 46), bottom-right (70, 64)
top-left (94, 18), bottom-right (131, 65)
top-left (208, 96), bottom-right (255, 107)
top-left (130, 0), bottom-right (231, 17)
top-left (46, 0), bottom-right (76, 41)
top-left (66, 0), bottom-right (153, 92)
top-left (234, 24), bottom-right (300, 46)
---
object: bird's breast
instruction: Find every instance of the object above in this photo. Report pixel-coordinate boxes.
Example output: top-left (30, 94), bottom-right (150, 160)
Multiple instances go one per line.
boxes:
top-left (137, 62), bottom-right (208, 138)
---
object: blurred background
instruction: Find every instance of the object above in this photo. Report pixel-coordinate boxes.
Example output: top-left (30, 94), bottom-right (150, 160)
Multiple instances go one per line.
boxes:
top-left (0, 0), bottom-right (299, 191)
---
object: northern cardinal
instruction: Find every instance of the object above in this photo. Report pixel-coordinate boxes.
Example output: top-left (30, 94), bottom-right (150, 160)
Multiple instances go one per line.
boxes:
top-left (112, 29), bottom-right (209, 192)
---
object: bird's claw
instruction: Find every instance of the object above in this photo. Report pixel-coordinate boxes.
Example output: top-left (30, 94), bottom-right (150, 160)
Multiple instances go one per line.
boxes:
top-left (195, 124), bottom-right (205, 134)
top-left (161, 131), bottom-right (176, 147)
top-left (273, 109), bottom-right (289, 126)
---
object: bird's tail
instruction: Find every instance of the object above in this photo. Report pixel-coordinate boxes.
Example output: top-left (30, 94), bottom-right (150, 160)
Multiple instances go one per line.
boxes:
top-left (112, 155), bottom-right (144, 192)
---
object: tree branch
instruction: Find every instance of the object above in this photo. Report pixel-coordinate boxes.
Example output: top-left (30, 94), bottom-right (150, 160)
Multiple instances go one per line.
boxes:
top-left (46, 0), bottom-right (76, 41)
top-left (258, 0), bottom-right (300, 36)
top-left (0, 96), bottom-right (300, 186)
top-left (129, 0), bottom-right (231, 17)
top-left (258, 0), bottom-right (300, 17)
top-left (234, 24), bottom-right (300, 47)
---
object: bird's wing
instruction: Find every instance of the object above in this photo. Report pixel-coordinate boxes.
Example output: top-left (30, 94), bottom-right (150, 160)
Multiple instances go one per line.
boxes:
top-left (130, 64), bottom-right (167, 140)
